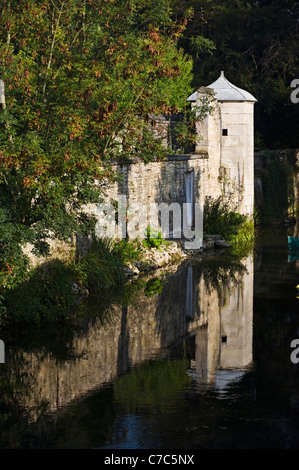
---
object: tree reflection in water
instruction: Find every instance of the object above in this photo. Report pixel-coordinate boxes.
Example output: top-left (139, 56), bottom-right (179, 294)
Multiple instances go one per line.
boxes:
top-left (0, 251), bottom-right (254, 448)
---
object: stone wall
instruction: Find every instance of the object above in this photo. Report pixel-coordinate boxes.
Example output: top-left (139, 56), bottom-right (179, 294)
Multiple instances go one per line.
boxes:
top-left (23, 92), bottom-right (257, 266)
top-left (23, 235), bottom-right (76, 268)
top-left (82, 151), bottom-right (223, 244)
top-left (83, 88), bottom-right (258, 245)
top-left (83, 88), bottom-right (255, 242)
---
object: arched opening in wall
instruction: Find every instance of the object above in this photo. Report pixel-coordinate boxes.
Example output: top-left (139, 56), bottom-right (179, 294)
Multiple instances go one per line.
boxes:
top-left (185, 170), bottom-right (195, 228)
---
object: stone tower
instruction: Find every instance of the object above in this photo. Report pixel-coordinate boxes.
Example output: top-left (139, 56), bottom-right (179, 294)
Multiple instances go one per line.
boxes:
top-left (188, 71), bottom-right (257, 216)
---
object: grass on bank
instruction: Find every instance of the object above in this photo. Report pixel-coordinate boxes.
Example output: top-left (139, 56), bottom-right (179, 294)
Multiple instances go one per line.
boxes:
top-left (0, 198), bottom-right (256, 326)
top-left (0, 238), bottom-right (144, 325)
top-left (204, 196), bottom-right (256, 255)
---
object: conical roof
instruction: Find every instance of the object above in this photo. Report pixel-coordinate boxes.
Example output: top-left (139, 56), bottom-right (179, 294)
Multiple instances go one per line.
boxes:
top-left (187, 71), bottom-right (257, 102)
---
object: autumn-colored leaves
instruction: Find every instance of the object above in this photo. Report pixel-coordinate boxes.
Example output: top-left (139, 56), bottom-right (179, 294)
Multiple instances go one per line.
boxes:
top-left (0, 0), bottom-right (194, 284)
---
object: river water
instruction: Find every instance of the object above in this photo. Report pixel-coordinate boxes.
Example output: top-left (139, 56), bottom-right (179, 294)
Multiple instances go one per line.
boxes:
top-left (1, 225), bottom-right (299, 449)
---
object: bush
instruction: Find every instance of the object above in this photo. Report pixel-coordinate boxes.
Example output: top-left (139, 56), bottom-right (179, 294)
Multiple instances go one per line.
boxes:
top-left (204, 196), bottom-right (255, 249)
top-left (4, 260), bottom-right (77, 324)
top-left (2, 238), bottom-right (143, 325)
top-left (143, 276), bottom-right (167, 297)
top-left (112, 238), bottom-right (144, 264)
top-left (0, 207), bottom-right (32, 290)
top-left (142, 227), bottom-right (167, 251)
top-left (75, 238), bottom-right (125, 291)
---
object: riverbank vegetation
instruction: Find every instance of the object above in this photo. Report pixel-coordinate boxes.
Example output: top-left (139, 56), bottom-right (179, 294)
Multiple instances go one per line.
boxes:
top-left (204, 196), bottom-right (256, 255)
top-left (0, 238), bottom-right (144, 325)
top-left (1, 0), bottom-right (297, 293)
top-left (0, 219), bottom-right (254, 326)
top-left (0, 219), bottom-right (255, 326)
top-left (1, 0), bottom-right (294, 325)
top-left (0, 0), bottom-right (195, 293)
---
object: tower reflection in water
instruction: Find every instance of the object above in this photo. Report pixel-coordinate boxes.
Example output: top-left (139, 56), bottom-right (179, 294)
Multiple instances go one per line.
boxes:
top-left (0, 253), bottom-right (254, 422)
top-left (187, 254), bottom-right (254, 394)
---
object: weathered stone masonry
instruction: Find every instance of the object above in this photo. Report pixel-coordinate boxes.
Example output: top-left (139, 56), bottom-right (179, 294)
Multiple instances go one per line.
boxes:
top-left (84, 72), bottom-right (256, 237)
top-left (25, 72), bottom-right (257, 263)
top-left (83, 152), bottom-right (222, 230)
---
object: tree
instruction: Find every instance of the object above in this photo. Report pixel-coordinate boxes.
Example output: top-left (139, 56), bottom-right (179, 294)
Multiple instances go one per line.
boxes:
top-left (0, 0), bottom-right (194, 287)
top-left (171, 0), bottom-right (299, 148)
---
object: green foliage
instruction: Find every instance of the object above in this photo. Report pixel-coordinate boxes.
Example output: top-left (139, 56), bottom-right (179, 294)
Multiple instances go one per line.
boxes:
top-left (0, 0), bottom-right (195, 287)
top-left (171, 119), bottom-right (194, 152)
top-left (1, 237), bottom-right (146, 324)
top-left (190, 35), bottom-right (216, 58)
top-left (0, 207), bottom-right (32, 289)
top-left (170, 96), bottom-right (215, 152)
top-left (0, 0), bottom-right (194, 164)
top-left (143, 276), bottom-right (167, 297)
top-left (136, 0), bottom-right (176, 30)
top-left (204, 197), bottom-right (244, 238)
top-left (172, 0), bottom-right (299, 149)
top-left (75, 239), bottom-right (125, 292)
top-left (112, 238), bottom-right (144, 264)
top-left (228, 219), bottom-right (256, 258)
top-left (204, 196), bottom-right (255, 250)
top-left (4, 260), bottom-right (77, 324)
top-left (142, 226), bottom-right (167, 250)
top-left (0, 294), bottom-right (6, 321)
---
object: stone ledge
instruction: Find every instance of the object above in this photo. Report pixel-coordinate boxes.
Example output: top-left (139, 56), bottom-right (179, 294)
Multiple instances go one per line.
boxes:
top-left (107, 152), bottom-right (209, 165)
top-left (123, 235), bottom-right (232, 279)
top-left (166, 152), bottom-right (209, 161)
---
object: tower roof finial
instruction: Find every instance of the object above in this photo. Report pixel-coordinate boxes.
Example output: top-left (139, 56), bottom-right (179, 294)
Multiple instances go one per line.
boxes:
top-left (187, 69), bottom-right (257, 102)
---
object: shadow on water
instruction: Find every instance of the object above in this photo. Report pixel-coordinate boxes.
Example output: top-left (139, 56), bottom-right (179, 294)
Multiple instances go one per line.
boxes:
top-left (2, 225), bottom-right (299, 448)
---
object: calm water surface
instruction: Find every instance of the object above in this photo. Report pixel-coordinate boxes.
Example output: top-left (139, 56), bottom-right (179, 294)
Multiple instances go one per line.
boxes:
top-left (1, 225), bottom-right (299, 449)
